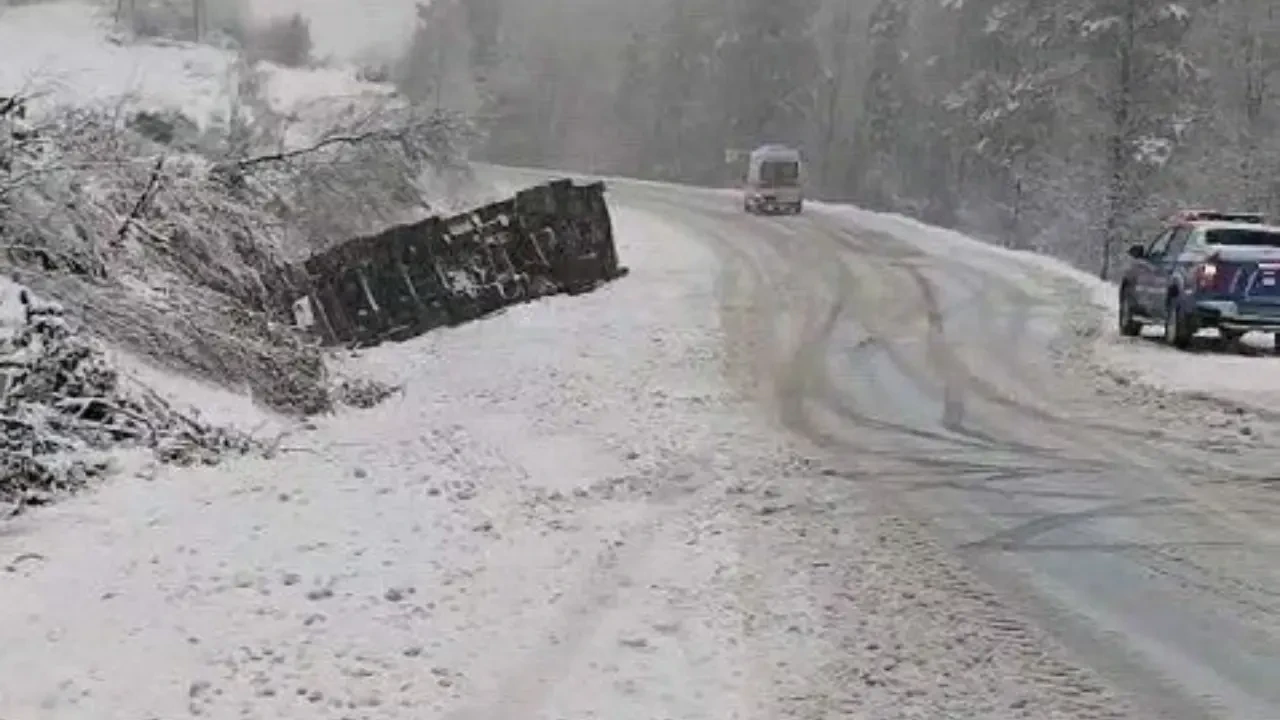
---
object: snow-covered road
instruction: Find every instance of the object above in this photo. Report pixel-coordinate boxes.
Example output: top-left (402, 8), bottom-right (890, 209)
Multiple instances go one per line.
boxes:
top-left (489, 168), bottom-right (1280, 718)
top-left (0, 202), bottom-right (1102, 719)
top-left (3, 171), bottom-right (1280, 719)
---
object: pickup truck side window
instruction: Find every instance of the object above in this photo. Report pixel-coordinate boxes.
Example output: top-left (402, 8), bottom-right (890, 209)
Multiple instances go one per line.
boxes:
top-left (1183, 228), bottom-right (1205, 251)
top-left (1165, 227), bottom-right (1191, 258)
top-left (1147, 229), bottom-right (1174, 258)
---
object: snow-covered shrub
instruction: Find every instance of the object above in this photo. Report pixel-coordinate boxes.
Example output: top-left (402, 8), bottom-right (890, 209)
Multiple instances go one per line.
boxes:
top-left (0, 280), bottom-right (257, 511)
top-left (127, 109), bottom-right (201, 148)
top-left (330, 375), bottom-right (401, 409)
top-left (0, 83), bottom-right (471, 415)
top-left (356, 62), bottom-right (393, 84)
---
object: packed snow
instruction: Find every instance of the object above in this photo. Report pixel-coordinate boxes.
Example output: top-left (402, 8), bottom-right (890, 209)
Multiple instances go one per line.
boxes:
top-left (100, 347), bottom-right (287, 436)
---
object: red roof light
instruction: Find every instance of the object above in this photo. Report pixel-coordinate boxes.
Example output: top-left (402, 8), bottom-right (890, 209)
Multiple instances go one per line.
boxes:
top-left (1169, 209), bottom-right (1265, 224)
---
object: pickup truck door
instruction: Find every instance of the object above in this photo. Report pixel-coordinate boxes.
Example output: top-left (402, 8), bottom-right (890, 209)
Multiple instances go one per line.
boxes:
top-left (1160, 228), bottom-right (1192, 299)
top-left (1137, 229), bottom-right (1173, 313)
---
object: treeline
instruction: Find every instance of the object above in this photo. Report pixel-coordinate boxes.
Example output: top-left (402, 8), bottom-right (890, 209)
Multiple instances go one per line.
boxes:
top-left (396, 0), bottom-right (1280, 278)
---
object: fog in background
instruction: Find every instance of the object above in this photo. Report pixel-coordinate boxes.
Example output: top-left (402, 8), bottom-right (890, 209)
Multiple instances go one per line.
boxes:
top-left (136, 0), bottom-right (1280, 280)
top-left (244, 0), bottom-right (417, 61)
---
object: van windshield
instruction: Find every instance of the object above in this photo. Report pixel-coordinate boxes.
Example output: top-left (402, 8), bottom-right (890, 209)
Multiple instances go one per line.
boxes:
top-left (759, 160), bottom-right (799, 188)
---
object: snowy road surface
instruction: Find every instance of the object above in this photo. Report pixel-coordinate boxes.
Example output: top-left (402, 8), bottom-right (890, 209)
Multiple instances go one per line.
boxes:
top-left (2, 171), bottom-right (1279, 719)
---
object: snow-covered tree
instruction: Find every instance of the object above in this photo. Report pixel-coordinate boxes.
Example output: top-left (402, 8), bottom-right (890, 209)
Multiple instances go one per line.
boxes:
top-left (646, 0), bottom-right (728, 182)
top-left (397, 0), bottom-right (480, 113)
top-left (464, 0), bottom-right (1280, 277)
top-left (854, 0), bottom-right (912, 208)
top-left (1073, 0), bottom-right (1205, 276)
top-left (718, 0), bottom-right (822, 153)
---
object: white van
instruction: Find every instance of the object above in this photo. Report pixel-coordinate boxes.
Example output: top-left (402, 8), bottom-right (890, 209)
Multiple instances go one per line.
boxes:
top-left (743, 145), bottom-right (804, 215)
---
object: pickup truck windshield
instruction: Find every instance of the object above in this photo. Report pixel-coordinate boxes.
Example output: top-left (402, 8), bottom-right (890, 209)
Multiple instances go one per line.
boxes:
top-left (759, 160), bottom-right (799, 188)
top-left (1205, 228), bottom-right (1280, 247)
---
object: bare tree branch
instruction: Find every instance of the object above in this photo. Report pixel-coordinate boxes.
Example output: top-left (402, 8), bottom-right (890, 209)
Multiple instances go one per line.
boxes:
top-left (214, 113), bottom-right (464, 172)
top-left (116, 154), bottom-right (166, 245)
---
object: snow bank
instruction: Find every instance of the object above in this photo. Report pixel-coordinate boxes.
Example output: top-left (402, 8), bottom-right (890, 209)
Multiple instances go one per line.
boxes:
top-left (0, 1), bottom-right (235, 127)
top-left (102, 347), bottom-right (286, 435)
top-left (1092, 328), bottom-right (1280, 411)
top-left (0, 277), bottom-right (26, 342)
top-left (814, 201), bottom-right (1113, 301)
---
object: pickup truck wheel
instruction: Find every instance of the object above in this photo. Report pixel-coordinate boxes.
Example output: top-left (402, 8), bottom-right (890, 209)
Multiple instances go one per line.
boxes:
top-left (1118, 289), bottom-right (1142, 337)
top-left (1164, 297), bottom-right (1194, 349)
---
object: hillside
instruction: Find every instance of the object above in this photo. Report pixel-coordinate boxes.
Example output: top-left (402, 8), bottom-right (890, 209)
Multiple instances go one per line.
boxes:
top-left (0, 0), bottom-right (481, 502)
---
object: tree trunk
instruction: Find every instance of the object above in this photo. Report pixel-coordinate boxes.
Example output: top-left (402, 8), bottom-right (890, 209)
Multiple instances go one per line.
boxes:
top-left (818, 1), bottom-right (853, 193)
top-left (1101, 0), bottom-right (1137, 280)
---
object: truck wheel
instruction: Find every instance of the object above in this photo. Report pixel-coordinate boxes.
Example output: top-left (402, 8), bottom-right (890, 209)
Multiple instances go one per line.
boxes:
top-left (1164, 296), bottom-right (1194, 349)
top-left (1118, 288), bottom-right (1142, 337)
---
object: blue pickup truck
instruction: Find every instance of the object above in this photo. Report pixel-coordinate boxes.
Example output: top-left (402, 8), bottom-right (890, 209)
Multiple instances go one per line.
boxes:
top-left (1118, 209), bottom-right (1280, 350)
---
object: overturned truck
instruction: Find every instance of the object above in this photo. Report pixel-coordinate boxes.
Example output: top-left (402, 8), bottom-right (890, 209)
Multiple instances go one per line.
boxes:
top-left (293, 178), bottom-right (626, 347)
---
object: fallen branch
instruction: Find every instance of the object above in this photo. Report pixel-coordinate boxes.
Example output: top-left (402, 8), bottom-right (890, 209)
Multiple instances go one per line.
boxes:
top-left (116, 154), bottom-right (166, 245)
top-left (120, 216), bottom-right (172, 246)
